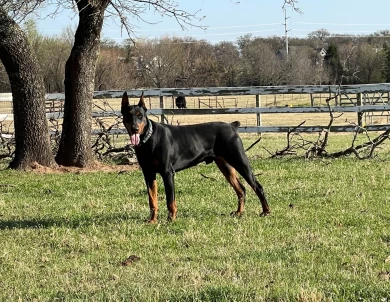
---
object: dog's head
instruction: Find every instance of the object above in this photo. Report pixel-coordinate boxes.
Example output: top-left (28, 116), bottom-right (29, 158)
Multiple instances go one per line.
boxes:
top-left (121, 91), bottom-right (148, 146)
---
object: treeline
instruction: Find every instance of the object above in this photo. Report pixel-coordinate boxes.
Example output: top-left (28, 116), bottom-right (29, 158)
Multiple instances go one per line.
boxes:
top-left (1, 23), bottom-right (390, 93)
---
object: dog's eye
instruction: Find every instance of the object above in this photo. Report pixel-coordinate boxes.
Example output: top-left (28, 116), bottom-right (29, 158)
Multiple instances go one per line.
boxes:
top-left (137, 114), bottom-right (143, 120)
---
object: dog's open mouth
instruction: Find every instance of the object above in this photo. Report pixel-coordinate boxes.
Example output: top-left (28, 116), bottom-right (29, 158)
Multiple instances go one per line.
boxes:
top-left (130, 134), bottom-right (140, 146)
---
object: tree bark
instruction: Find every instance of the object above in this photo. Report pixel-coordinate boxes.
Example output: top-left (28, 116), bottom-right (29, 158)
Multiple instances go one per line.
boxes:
top-left (0, 8), bottom-right (54, 169)
top-left (55, 0), bottom-right (109, 167)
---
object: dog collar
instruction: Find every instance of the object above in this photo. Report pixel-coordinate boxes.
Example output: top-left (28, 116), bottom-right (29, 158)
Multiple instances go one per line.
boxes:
top-left (142, 119), bottom-right (153, 144)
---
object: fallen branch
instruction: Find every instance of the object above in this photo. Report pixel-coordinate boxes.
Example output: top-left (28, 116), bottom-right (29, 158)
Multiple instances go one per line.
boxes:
top-left (305, 91), bottom-right (346, 158)
top-left (0, 184), bottom-right (16, 187)
top-left (328, 127), bottom-right (390, 159)
top-left (200, 173), bottom-right (217, 181)
top-left (245, 136), bottom-right (262, 152)
top-left (270, 121), bottom-right (306, 158)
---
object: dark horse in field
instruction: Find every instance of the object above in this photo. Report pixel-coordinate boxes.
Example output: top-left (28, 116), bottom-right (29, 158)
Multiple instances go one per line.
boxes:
top-left (175, 96), bottom-right (187, 109)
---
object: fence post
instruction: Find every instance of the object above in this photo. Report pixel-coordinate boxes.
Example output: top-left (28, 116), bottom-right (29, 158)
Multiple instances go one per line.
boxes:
top-left (160, 95), bottom-right (165, 124)
top-left (256, 94), bottom-right (261, 130)
top-left (357, 93), bottom-right (363, 127)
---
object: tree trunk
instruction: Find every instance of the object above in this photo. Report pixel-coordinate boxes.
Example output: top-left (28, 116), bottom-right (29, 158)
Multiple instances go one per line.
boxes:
top-left (55, 0), bottom-right (109, 167)
top-left (0, 8), bottom-right (54, 169)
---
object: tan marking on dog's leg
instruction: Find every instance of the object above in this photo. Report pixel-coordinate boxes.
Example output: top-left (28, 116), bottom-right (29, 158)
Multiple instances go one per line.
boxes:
top-left (167, 199), bottom-right (177, 221)
top-left (147, 180), bottom-right (158, 223)
top-left (215, 157), bottom-right (246, 216)
top-left (251, 181), bottom-right (271, 216)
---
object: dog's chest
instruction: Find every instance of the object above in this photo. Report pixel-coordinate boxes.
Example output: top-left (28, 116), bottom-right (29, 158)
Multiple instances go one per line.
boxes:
top-left (135, 149), bottom-right (161, 169)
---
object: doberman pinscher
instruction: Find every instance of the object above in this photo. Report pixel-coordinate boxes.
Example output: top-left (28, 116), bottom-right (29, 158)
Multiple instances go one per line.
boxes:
top-left (121, 92), bottom-right (270, 222)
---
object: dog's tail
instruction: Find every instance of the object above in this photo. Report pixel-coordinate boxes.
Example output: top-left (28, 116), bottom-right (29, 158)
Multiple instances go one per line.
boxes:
top-left (231, 121), bottom-right (240, 131)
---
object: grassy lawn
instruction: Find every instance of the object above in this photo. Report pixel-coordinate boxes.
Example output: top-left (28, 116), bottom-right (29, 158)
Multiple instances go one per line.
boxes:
top-left (0, 135), bottom-right (390, 301)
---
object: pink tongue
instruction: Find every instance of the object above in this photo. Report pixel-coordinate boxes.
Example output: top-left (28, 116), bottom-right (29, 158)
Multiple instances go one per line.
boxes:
top-left (130, 134), bottom-right (140, 146)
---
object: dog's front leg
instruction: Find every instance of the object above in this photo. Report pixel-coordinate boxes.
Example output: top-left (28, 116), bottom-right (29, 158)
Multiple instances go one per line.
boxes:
top-left (145, 174), bottom-right (158, 223)
top-left (161, 170), bottom-right (177, 221)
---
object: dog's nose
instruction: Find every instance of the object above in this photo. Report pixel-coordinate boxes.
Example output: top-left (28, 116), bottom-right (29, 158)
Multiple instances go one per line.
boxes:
top-left (132, 126), bottom-right (139, 133)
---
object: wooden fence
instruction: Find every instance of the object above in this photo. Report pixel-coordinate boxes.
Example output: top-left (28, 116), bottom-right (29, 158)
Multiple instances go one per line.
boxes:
top-left (1, 83), bottom-right (390, 133)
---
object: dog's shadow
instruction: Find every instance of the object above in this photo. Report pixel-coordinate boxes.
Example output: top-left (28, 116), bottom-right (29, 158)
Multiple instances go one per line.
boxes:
top-left (0, 212), bottom-right (141, 230)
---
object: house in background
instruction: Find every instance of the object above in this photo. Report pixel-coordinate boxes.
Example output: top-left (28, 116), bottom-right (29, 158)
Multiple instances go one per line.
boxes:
top-left (314, 47), bottom-right (327, 65)
top-left (275, 46), bottom-right (327, 65)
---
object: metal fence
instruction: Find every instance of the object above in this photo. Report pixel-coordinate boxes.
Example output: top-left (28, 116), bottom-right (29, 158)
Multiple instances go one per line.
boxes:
top-left (1, 83), bottom-right (390, 133)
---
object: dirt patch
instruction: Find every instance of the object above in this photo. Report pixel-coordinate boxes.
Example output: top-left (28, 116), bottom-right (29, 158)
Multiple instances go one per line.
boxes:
top-left (29, 161), bottom-right (140, 174)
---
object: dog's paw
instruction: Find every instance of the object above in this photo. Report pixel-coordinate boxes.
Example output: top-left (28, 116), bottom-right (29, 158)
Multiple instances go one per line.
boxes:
top-left (230, 211), bottom-right (243, 217)
top-left (260, 211), bottom-right (271, 217)
top-left (145, 219), bottom-right (157, 224)
top-left (167, 216), bottom-right (176, 222)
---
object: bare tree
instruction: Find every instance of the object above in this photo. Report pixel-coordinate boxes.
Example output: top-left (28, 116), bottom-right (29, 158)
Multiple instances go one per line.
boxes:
top-left (214, 41), bottom-right (240, 86)
top-left (0, 6), bottom-right (54, 169)
top-left (95, 41), bottom-right (132, 90)
top-left (355, 42), bottom-right (386, 83)
top-left (41, 37), bottom-right (71, 92)
top-left (54, 0), bottom-right (204, 167)
top-left (23, 20), bottom-right (71, 92)
top-left (1, 0), bottom-right (205, 168)
top-left (282, 0), bottom-right (302, 13)
top-left (308, 29), bottom-right (331, 42)
top-left (283, 46), bottom-right (321, 85)
top-left (133, 38), bottom-right (181, 88)
top-left (184, 40), bottom-right (218, 87)
top-left (55, 0), bottom-right (110, 167)
top-left (239, 38), bottom-right (281, 86)
top-left (0, 1), bottom-right (47, 20)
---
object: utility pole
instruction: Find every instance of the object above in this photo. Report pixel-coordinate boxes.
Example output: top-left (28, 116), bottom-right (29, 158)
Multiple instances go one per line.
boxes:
top-left (283, 6), bottom-right (290, 59)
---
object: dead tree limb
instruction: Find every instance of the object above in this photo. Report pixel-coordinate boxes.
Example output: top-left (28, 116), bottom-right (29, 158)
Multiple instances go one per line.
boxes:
top-left (328, 126), bottom-right (390, 159)
top-left (305, 95), bottom-right (343, 158)
top-left (200, 173), bottom-right (217, 181)
top-left (245, 136), bottom-right (262, 152)
top-left (270, 121), bottom-right (306, 158)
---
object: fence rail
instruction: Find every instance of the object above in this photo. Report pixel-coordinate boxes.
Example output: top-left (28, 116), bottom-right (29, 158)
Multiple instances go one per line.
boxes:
top-left (92, 83), bottom-right (390, 98)
top-left (1, 83), bottom-right (390, 133)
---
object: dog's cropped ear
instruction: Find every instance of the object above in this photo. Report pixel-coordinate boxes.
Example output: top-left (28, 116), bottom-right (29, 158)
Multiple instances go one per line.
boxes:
top-left (121, 91), bottom-right (129, 108)
top-left (138, 91), bottom-right (147, 111)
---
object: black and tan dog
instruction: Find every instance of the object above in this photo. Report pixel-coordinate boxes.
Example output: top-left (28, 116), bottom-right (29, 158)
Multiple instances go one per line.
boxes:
top-left (121, 92), bottom-right (270, 222)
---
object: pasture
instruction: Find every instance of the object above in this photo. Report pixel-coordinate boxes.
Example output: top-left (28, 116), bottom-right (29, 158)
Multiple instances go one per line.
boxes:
top-left (0, 134), bottom-right (389, 301)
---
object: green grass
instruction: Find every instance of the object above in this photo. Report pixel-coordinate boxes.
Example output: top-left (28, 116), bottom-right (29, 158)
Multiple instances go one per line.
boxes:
top-left (1, 135), bottom-right (390, 301)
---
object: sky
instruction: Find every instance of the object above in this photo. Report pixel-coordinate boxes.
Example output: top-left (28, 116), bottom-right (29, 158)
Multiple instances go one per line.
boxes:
top-left (34, 0), bottom-right (390, 44)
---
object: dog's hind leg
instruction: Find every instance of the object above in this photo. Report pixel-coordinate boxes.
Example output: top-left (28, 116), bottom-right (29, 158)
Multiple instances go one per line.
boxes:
top-left (215, 157), bottom-right (246, 216)
top-left (230, 159), bottom-right (270, 216)
top-left (252, 179), bottom-right (270, 216)
top-left (220, 143), bottom-right (270, 216)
